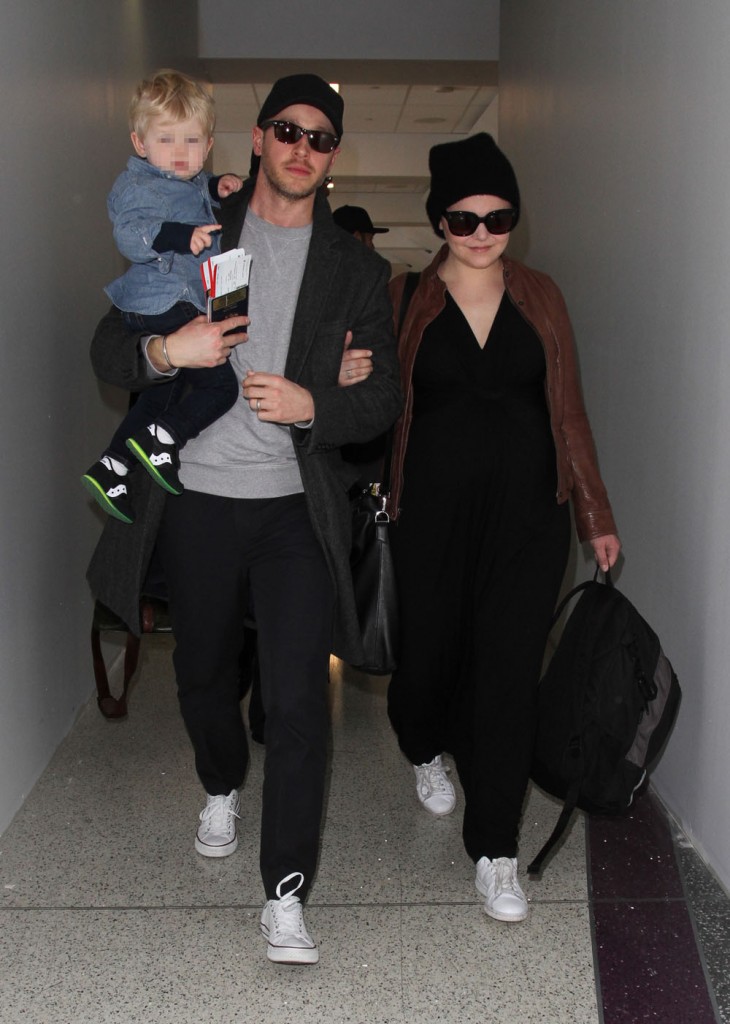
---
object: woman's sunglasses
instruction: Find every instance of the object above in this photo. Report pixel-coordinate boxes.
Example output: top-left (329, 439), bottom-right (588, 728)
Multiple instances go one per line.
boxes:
top-left (260, 119), bottom-right (339, 155)
top-left (442, 208), bottom-right (517, 237)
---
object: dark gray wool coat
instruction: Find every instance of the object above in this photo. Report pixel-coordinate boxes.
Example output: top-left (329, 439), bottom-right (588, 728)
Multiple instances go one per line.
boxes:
top-left (86, 180), bottom-right (403, 665)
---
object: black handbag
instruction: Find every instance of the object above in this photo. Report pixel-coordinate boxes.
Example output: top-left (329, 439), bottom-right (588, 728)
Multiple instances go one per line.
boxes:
top-left (347, 271), bottom-right (420, 675)
top-left (350, 483), bottom-right (399, 674)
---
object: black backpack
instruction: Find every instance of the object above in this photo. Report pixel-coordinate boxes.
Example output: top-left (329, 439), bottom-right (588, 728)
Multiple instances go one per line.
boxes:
top-left (528, 570), bottom-right (681, 876)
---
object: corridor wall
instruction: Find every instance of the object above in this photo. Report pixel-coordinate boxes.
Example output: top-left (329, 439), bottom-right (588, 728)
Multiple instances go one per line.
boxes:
top-left (0, 1), bottom-right (201, 835)
top-left (499, 0), bottom-right (730, 890)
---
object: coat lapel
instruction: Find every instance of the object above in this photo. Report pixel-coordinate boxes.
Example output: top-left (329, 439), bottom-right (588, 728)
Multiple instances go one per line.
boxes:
top-left (285, 203), bottom-right (341, 382)
top-left (220, 185), bottom-right (341, 383)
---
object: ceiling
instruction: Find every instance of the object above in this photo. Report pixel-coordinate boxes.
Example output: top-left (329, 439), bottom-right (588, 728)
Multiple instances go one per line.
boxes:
top-left (203, 59), bottom-right (500, 273)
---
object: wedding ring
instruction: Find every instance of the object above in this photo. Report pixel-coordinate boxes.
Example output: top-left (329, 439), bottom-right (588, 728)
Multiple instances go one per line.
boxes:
top-left (256, 398), bottom-right (261, 411)
top-left (346, 369), bottom-right (353, 379)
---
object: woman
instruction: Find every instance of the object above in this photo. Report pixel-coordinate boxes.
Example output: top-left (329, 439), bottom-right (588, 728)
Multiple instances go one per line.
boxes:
top-left (386, 133), bottom-right (620, 923)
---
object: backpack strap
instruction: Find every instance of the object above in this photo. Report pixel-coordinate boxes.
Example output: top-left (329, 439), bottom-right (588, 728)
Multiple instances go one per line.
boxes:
top-left (527, 778), bottom-right (581, 876)
top-left (527, 567), bottom-right (613, 877)
top-left (547, 567), bottom-right (612, 629)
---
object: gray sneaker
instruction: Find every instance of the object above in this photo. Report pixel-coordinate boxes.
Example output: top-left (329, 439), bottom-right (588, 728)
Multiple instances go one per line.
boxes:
top-left (475, 856), bottom-right (528, 922)
top-left (413, 755), bottom-right (456, 816)
top-left (260, 872), bottom-right (318, 965)
top-left (195, 790), bottom-right (240, 858)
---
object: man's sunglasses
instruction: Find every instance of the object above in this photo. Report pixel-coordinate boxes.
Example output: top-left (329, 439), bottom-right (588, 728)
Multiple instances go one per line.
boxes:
top-left (442, 208), bottom-right (518, 237)
top-left (260, 119), bottom-right (340, 154)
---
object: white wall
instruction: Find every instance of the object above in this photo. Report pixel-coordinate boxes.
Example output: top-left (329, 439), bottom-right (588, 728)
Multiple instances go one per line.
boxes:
top-left (500, 1), bottom-right (730, 888)
top-left (199, 0), bottom-right (499, 60)
top-left (0, 1), bottom-right (200, 836)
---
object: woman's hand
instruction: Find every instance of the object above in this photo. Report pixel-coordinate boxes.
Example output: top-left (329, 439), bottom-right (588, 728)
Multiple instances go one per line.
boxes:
top-left (338, 329), bottom-right (373, 387)
top-left (590, 534), bottom-right (622, 572)
top-left (148, 315), bottom-right (248, 372)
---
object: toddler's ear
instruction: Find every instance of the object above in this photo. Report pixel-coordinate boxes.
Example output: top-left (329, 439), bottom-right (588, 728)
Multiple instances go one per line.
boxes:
top-left (130, 131), bottom-right (146, 158)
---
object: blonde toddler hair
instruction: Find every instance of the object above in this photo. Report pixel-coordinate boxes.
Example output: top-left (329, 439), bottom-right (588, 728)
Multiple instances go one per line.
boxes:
top-left (129, 69), bottom-right (215, 140)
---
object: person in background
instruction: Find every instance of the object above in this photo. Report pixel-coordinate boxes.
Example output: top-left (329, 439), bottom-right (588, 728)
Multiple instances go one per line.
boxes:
top-left (332, 204), bottom-right (389, 249)
top-left (386, 133), bottom-right (620, 923)
top-left (334, 204), bottom-right (392, 481)
top-left (86, 74), bottom-right (402, 964)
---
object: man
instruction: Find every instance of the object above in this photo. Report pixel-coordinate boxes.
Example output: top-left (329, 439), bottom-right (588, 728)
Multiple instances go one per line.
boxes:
top-left (332, 203), bottom-right (389, 249)
top-left (87, 74), bottom-right (402, 965)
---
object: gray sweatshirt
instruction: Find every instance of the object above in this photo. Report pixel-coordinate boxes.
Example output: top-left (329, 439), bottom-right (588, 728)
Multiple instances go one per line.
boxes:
top-left (179, 208), bottom-right (312, 498)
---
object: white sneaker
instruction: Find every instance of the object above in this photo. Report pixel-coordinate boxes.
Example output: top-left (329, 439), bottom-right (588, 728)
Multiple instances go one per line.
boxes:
top-left (475, 856), bottom-right (528, 922)
top-left (194, 790), bottom-right (240, 858)
top-left (413, 755), bottom-right (456, 816)
top-left (260, 872), bottom-right (319, 965)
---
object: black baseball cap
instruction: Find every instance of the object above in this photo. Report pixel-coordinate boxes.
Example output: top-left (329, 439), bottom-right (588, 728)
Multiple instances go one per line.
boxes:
top-left (257, 74), bottom-right (344, 139)
top-left (332, 205), bottom-right (389, 235)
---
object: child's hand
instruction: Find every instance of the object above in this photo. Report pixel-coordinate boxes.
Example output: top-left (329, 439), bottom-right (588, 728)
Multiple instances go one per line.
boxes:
top-left (217, 174), bottom-right (243, 198)
top-left (190, 224), bottom-right (221, 255)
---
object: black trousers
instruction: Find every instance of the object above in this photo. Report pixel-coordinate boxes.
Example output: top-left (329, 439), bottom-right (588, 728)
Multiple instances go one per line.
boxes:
top-left (106, 303), bottom-right (238, 461)
top-left (157, 489), bottom-right (334, 900)
top-left (389, 500), bottom-right (571, 861)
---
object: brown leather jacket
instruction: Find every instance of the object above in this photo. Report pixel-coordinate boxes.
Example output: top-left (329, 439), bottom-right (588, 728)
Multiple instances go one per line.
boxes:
top-left (387, 247), bottom-right (617, 542)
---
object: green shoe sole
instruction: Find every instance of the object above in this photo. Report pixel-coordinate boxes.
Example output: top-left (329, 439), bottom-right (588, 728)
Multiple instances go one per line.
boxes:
top-left (125, 438), bottom-right (183, 495)
top-left (81, 475), bottom-right (134, 524)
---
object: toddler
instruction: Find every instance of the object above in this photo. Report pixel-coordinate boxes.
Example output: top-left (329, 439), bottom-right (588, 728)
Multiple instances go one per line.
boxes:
top-left (82, 69), bottom-right (243, 523)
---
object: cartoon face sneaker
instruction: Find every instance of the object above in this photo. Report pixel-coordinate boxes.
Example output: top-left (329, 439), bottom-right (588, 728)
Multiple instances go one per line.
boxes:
top-left (81, 456), bottom-right (134, 523)
top-left (260, 872), bottom-right (319, 965)
top-left (475, 856), bottom-right (528, 922)
top-left (413, 755), bottom-right (456, 816)
top-left (125, 424), bottom-right (183, 495)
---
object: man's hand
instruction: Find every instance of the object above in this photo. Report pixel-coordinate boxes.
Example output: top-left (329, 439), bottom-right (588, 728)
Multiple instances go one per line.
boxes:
top-left (148, 315), bottom-right (248, 372)
top-left (217, 174), bottom-right (244, 198)
top-left (190, 224), bottom-right (222, 255)
top-left (242, 371), bottom-right (315, 424)
top-left (339, 329), bottom-right (373, 387)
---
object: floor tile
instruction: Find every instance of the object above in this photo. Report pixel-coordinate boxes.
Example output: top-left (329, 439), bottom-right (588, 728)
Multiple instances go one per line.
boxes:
top-left (0, 906), bottom-right (404, 1024)
top-left (677, 844), bottom-right (730, 1024)
top-left (588, 792), bottom-right (683, 901)
top-left (399, 903), bottom-right (599, 1024)
top-left (13, 629), bottom-right (723, 1024)
top-left (591, 900), bottom-right (717, 1024)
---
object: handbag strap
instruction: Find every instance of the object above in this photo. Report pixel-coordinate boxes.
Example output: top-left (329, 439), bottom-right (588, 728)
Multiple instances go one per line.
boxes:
top-left (397, 271), bottom-right (420, 337)
top-left (381, 271), bottom-right (420, 493)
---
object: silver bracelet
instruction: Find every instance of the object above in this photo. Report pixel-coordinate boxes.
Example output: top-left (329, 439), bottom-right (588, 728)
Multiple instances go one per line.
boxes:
top-left (161, 335), bottom-right (176, 370)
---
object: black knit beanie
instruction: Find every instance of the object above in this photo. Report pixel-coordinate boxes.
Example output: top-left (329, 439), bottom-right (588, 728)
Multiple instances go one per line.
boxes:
top-left (426, 133), bottom-right (520, 237)
top-left (257, 74), bottom-right (344, 139)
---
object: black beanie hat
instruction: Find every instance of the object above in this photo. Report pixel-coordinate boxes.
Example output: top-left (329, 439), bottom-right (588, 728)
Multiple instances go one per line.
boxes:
top-left (426, 133), bottom-right (520, 237)
top-left (257, 74), bottom-right (344, 139)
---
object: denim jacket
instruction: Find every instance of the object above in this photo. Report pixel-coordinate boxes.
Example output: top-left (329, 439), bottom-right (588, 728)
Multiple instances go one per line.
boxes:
top-left (105, 156), bottom-right (219, 315)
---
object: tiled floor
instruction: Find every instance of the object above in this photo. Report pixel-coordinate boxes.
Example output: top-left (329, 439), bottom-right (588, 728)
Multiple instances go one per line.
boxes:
top-left (0, 636), bottom-right (727, 1023)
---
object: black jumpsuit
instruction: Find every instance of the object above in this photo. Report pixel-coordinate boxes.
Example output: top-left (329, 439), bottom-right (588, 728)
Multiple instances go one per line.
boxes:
top-left (388, 290), bottom-right (571, 860)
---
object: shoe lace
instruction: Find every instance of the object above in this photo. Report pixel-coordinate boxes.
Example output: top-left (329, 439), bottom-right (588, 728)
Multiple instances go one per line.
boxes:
top-left (272, 893), bottom-right (309, 937)
top-left (422, 760), bottom-right (451, 795)
top-left (271, 872), bottom-right (311, 941)
top-left (493, 857), bottom-right (520, 897)
top-left (199, 794), bottom-right (239, 833)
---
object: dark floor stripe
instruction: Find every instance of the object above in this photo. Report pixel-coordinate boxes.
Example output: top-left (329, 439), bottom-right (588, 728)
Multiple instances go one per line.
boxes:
top-left (588, 791), bottom-right (719, 1023)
